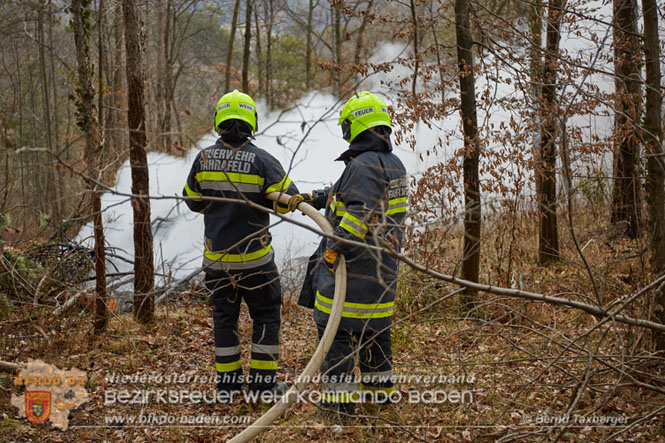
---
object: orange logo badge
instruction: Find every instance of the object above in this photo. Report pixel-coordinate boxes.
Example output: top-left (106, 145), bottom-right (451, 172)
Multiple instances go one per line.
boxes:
top-left (25, 391), bottom-right (51, 424)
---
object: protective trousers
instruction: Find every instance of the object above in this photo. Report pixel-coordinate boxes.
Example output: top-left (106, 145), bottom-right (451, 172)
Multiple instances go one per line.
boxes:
top-left (317, 324), bottom-right (394, 413)
top-left (206, 261), bottom-right (281, 393)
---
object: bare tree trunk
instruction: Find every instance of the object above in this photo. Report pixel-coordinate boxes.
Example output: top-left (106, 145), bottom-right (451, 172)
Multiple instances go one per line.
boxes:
top-left (37, 5), bottom-right (58, 231)
top-left (353, 0), bottom-right (373, 67)
top-left (254, 3), bottom-right (264, 96)
top-left (641, 0), bottom-right (665, 348)
top-left (28, 67), bottom-right (45, 216)
top-left (162, 0), bottom-right (174, 152)
top-left (156, 0), bottom-right (166, 151)
top-left (225, 0), bottom-right (241, 92)
top-left (72, 0), bottom-right (108, 331)
top-left (426, 0), bottom-right (446, 104)
top-left (48, 2), bottom-right (64, 225)
top-left (538, 0), bottom-right (564, 265)
top-left (108, 1), bottom-right (125, 160)
top-left (454, 0), bottom-right (481, 303)
top-left (529, 0), bottom-right (543, 199)
top-left (96, 0), bottom-right (109, 330)
top-left (123, 0), bottom-right (155, 323)
top-left (305, 0), bottom-right (314, 90)
top-left (266, 0), bottom-right (274, 106)
top-left (410, 0), bottom-right (419, 99)
top-left (98, 0), bottom-right (105, 147)
top-left (242, 0), bottom-right (253, 92)
top-left (13, 43), bottom-right (27, 234)
top-left (331, 0), bottom-right (342, 96)
top-left (611, 0), bottom-right (642, 239)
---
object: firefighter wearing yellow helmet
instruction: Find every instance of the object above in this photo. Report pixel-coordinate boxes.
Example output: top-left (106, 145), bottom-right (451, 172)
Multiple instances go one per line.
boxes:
top-left (183, 90), bottom-right (298, 399)
top-left (289, 91), bottom-right (408, 416)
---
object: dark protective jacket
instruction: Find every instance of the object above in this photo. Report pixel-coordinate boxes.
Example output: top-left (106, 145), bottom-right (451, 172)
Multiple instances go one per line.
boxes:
top-left (298, 128), bottom-right (408, 331)
top-left (183, 121), bottom-right (298, 272)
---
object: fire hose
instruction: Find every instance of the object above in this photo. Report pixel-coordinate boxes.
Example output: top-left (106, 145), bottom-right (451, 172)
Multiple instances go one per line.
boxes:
top-left (227, 192), bottom-right (347, 442)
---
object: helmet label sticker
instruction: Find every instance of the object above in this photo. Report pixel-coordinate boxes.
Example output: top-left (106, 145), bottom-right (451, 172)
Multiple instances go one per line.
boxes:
top-left (216, 103), bottom-right (231, 111)
top-left (352, 107), bottom-right (374, 117)
top-left (238, 103), bottom-right (254, 112)
top-left (200, 148), bottom-right (257, 174)
top-left (388, 177), bottom-right (408, 199)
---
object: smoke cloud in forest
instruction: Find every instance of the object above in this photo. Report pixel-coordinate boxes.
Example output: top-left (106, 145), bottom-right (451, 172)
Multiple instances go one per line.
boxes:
top-left (78, 6), bottom-right (628, 288)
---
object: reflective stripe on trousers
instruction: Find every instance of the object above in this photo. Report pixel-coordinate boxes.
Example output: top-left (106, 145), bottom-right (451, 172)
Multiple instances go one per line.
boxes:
top-left (203, 246), bottom-right (274, 271)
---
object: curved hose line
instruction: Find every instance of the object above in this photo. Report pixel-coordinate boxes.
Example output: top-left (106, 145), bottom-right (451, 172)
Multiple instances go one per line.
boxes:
top-left (227, 192), bottom-right (347, 443)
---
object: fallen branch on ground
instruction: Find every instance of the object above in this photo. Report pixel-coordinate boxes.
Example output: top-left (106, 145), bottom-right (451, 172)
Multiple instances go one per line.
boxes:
top-left (52, 291), bottom-right (88, 317)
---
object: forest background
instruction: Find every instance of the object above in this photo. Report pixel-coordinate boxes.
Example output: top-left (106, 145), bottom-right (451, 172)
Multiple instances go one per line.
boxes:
top-left (1, 0), bottom-right (665, 441)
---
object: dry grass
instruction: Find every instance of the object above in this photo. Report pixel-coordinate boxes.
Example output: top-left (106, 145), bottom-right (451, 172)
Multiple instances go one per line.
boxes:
top-left (1, 204), bottom-right (665, 441)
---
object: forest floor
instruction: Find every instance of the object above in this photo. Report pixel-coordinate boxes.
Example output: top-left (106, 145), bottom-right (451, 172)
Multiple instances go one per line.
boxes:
top-left (2, 207), bottom-right (665, 442)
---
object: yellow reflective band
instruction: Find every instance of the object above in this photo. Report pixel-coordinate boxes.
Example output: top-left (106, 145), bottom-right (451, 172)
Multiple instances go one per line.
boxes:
top-left (339, 310), bottom-right (393, 319)
top-left (314, 298), bottom-right (332, 314)
top-left (184, 182), bottom-right (202, 200)
top-left (386, 197), bottom-right (407, 215)
top-left (315, 292), bottom-right (394, 319)
top-left (249, 359), bottom-right (278, 370)
top-left (316, 292), bottom-right (394, 310)
top-left (389, 197), bottom-right (407, 204)
top-left (265, 175), bottom-right (292, 194)
top-left (216, 360), bottom-right (242, 373)
top-left (195, 171), bottom-right (265, 185)
top-left (205, 245), bottom-right (271, 263)
top-left (339, 213), bottom-right (368, 239)
top-left (330, 196), bottom-right (346, 216)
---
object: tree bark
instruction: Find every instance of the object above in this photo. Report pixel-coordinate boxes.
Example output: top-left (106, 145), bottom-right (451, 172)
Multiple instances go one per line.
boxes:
top-left (123, 0), bottom-right (155, 323)
top-left (108, 1), bottom-right (125, 160)
top-left (410, 0), bottom-right (419, 99)
top-left (242, 0), bottom-right (253, 92)
top-left (162, 0), bottom-right (174, 152)
top-left (427, 0), bottom-right (446, 105)
top-left (529, 0), bottom-right (543, 199)
top-left (331, 0), bottom-right (342, 96)
top-left (454, 0), bottom-right (481, 303)
top-left (305, 0), bottom-right (314, 90)
top-left (225, 0), bottom-right (241, 92)
top-left (641, 0), bottom-right (665, 348)
top-left (610, 0), bottom-right (642, 238)
top-left (353, 0), bottom-right (373, 67)
top-left (37, 5), bottom-right (59, 231)
top-left (265, 0), bottom-right (274, 106)
top-left (48, 3), bottom-right (65, 225)
top-left (156, 0), bottom-right (166, 151)
top-left (538, 0), bottom-right (564, 265)
top-left (72, 0), bottom-right (108, 331)
top-left (254, 3), bottom-right (264, 96)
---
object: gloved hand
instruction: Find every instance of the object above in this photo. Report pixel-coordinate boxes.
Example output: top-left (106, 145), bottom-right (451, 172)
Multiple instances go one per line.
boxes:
top-left (323, 249), bottom-right (341, 274)
top-left (287, 193), bottom-right (314, 212)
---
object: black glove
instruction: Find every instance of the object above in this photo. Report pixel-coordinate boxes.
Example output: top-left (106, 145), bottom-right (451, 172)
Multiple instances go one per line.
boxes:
top-left (287, 193), bottom-right (314, 212)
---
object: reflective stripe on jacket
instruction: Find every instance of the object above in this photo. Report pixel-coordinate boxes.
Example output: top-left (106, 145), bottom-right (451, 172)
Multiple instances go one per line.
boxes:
top-left (183, 138), bottom-right (298, 271)
top-left (303, 147), bottom-right (407, 331)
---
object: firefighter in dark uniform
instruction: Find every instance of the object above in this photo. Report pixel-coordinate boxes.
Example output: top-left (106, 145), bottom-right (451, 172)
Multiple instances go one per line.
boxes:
top-left (183, 90), bottom-right (297, 397)
top-left (288, 91), bottom-right (408, 415)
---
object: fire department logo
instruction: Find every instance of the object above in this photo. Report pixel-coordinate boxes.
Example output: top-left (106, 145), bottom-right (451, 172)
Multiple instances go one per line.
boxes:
top-left (11, 359), bottom-right (89, 430)
top-left (25, 391), bottom-right (51, 424)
